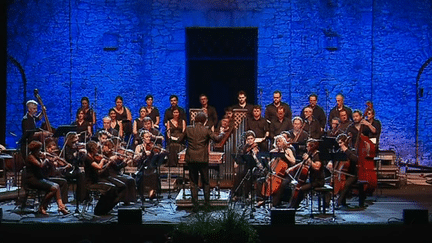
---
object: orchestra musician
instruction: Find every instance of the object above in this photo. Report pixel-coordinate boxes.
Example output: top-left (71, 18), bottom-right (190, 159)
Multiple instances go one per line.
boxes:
top-left (199, 94), bottom-right (218, 131)
top-left (365, 107), bottom-right (382, 152)
top-left (326, 133), bottom-right (359, 209)
top-left (102, 139), bottom-right (137, 205)
top-left (267, 135), bottom-right (296, 207)
top-left (246, 105), bottom-right (269, 152)
top-left (328, 94), bottom-right (353, 127)
top-left (302, 107), bottom-right (322, 139)
top-left (112, 96), bottom-right (133, 142)
top-left (166, 107), bottom-right (186, 167)
top-left (109, 108), bottom-right (124, 138)
top-left (269, 106), bottom-right (293, 142)
top-left (265, 90), bottom-right (293, 124)
top-left (72, 109), bottom-right (92, 142)
top-left (132, 106), bottom-right (148, 148)
top-left (144, 94), bottom-right (161, 128)
top-left (76, 97), bottom-right (96, 132)
top-left (180, 112), bottom-right (225, 209)
top-left (288, 139), bottom-right (324, 209)
top-left (24, 140), bottom-right (69, 215)
top-left (42, 139), bottom-right (71, 204)
top-left (134, 130), bottom-right (167, 201)
top-left (138, 117), bottom-right (164, 147)
top-left (20, 100), bottom-right (52, 157)
top-left (99, 115), bottom-right (119, 139)
top-left (83, 141), bottom-right (125, 215)
top-left (327, 117), bottom-right (344, 137)
top-left (232, 90), bottom-right (254, 118)
top-left (231, 130), bottom-right (260, 201)
top-left (346, 110), bottom-right (376, 148)
top-left (59, 132), bottom-right (87, 203)
top-left (300, 94), bottom-right (326, 132)
top-left (337, 109), bottom-right (353, 133)
top-left (287, 116), bottom-right (309, 160)
top-left (163, 94), bottom-right (187, 126)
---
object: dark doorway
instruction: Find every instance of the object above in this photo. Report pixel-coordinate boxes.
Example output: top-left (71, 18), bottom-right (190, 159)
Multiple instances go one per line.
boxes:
top-left (186, 28), bottom-right (258, 122)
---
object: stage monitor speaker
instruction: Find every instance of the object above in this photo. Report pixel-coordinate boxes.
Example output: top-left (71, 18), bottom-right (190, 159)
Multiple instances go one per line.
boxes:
top-left (403, 209), bottom-right (429, 224)
top-left (271, 208), bottom-right (295, 225)
top-left (118, 208), bottom-right (142, 225)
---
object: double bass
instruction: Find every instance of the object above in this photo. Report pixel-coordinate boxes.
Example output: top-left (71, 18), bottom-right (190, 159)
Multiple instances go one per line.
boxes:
top-left (355, 102), bottom-right (377, 193)
top-left (33, 89), bottom-right (55, 134)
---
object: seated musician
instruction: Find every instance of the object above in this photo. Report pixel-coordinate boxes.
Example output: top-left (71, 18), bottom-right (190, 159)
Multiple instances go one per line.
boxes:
top-left (142, 117), bottom-right (164, 146)
top-left (24, 140), bottom-right (69, 215)
top-left (231, 130), bottom-right (260, 201)
top-left (102, 139), bottom-right (136, 205)
top-left (288, 116), bottom-right (309, 160)
top-left (42, 139), bottom-right (71, 204)
top-left (83, 141), bottom-right (124, 215)
top-left (327, 117), bottom-right (344, 137)
top-left (62, 132), bottom-right (87, 203)
top-left (214, 115), bottom-right (235, 152)
top-left (326, 134), bottom-right (358, 209)
top-left (72, 108), bottom-right (92, 142)
top-left (99, 116), bottom-right (119, 139)
top-left (134, 130), bottom-right (167, 201)
top-left (77, 97), bottom-right (96, 133)
top-left (267, 135), bottom-right (296, 207)
top-left (288, 139), bottom-right (324, 209)
top-left (96, 130), bottom-right (109, 153)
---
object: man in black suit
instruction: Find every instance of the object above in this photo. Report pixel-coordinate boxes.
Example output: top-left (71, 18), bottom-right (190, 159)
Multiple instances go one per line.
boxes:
top-left (181, 112), bottom-right (224, 208)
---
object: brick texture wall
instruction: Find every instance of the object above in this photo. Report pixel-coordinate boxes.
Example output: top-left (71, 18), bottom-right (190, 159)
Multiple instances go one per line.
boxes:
top-left (6, 0), bottom-right (432, 164)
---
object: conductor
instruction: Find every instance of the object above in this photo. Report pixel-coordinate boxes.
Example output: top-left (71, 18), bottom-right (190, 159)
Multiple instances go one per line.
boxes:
top-left (181, 112), bottom-right (224, 209)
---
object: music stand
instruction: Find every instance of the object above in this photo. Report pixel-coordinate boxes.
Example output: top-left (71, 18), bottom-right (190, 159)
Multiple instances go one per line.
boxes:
top-left (53, 125), bottom-right (77, 137)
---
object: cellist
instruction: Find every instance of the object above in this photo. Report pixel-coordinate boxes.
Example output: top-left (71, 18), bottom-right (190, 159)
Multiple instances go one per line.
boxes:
top-left (268, 135), bottom-right (296, 207)
top-left (288, 139), bottom-right (324, 209)
top-left (326, 133), bottom-right (358, 209)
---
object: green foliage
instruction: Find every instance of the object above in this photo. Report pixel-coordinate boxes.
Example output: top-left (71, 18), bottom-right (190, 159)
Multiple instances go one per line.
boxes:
top-left (171, 208), bottom-right (259, 243)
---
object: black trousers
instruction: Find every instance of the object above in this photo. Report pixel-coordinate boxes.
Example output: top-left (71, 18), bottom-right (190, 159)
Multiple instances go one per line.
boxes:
top-left (187, 162), bottom-right (210, 205)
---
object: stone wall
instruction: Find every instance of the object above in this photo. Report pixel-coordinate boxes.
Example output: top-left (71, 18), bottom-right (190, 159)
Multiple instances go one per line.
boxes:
top-left (6, 0), bottom-right (432, 164)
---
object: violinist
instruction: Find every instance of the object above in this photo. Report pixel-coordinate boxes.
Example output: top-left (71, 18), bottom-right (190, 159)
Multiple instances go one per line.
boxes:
top-left (288, 139), bottom-right (324, 209)
top-left (102, 139), bottom-right (136, 205)
top-left (24, 140), bottom-right (69, 215)
top-left (268, 135), bottom-right (296, 207)
top-left (61, 132), bottom-right (87, 203)
top-left (42, 140), bottom-right (71, 204)
top-left (83, 141), bottom-right (124, 215)
top-left (142, 117), bottom-right (164, 146)
top-left (232, 130), bottom-right (259, 201)
top-left (134, 130), bottom-right (166, 200)
top-left (326, 133), bottom-right (358, 209)
top-left (327, 117), bottom-right (344, 137)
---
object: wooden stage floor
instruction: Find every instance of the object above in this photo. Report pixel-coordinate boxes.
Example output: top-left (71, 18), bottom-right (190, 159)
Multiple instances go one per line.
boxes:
top-left (0, 181), bottom-right (432, 242)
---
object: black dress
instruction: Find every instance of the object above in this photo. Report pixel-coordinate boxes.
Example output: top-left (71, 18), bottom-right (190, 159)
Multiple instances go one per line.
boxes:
top-left (167, 119), bottom-right (185, 167)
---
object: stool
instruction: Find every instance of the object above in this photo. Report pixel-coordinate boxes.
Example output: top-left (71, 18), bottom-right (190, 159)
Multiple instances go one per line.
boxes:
top-left (314, 185), bottom-right (333, 214)
top-left (82, 184), bottom-right (110, 213)
top-left (21, 187), bottom-right (44, 212)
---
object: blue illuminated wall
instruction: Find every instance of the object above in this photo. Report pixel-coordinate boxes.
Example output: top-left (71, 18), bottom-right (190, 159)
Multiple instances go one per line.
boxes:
top-left (6, 0), bottom-right (432, 165)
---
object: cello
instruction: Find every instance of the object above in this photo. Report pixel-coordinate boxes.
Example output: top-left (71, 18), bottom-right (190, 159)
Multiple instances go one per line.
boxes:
top-left (355, 103), bottom-right (377, 193)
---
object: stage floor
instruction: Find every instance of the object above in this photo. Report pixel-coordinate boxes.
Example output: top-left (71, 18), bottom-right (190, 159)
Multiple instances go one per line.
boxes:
top-left (0, 182), bottom-right (432, 242)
